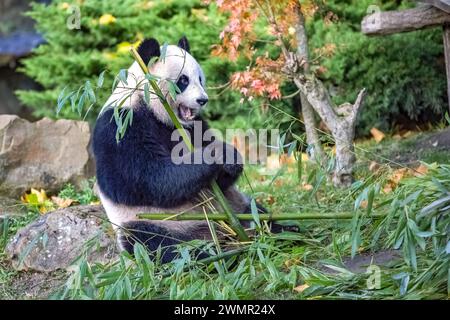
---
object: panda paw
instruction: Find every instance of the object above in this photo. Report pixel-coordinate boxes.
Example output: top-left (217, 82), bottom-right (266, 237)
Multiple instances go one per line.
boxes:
top-left (222, 162), bottom-right (243, 178)
top-left (270, 223), bottom-right (300, 233)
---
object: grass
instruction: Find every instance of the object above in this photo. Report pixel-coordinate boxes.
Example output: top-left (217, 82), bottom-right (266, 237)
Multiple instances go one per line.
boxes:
top-left (0, 180), bottom-right (98, 299)
top-left (0, 133), bottom-right (449, 300)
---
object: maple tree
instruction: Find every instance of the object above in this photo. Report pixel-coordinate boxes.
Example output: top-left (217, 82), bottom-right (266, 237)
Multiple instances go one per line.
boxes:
top-left (212, 0), bottom-right (367, 187)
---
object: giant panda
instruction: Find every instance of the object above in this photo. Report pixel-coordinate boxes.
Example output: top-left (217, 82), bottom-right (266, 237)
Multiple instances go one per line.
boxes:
top-left (93, 37), bottom-right (277, 263)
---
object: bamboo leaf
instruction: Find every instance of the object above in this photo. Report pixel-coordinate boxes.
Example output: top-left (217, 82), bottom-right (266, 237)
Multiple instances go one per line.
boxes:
top-left (85, 80), bottom-right (96, 104)
top-left (160, 42), bottom-right (168, 62)
top-left (250, 198), bottom-right (261, 229)
top-left (56, 86), bottom-right (68, 114)
top-left (97, 70), bottom-right (106, 88)
top-left (287, 140), bottom-right (297, 157)
top-left (393, 272), bottom-right (410, 296)
top-left (167, 80), bottom-right (179, 101)
top-left (77, 92), bottom-right (86, 115)
top-left (118, 69), bottom-right (128, 85)
top-left (143, 83), bottom-right (151, 105)
top-left (418, 195), bottom-right (450, 218)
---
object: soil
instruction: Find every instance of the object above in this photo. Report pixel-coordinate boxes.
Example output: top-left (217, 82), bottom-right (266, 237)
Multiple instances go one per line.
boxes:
top-left (0, 261), bottom-right (66, 300)
top-left (379, 127), bottom-right (450, 165)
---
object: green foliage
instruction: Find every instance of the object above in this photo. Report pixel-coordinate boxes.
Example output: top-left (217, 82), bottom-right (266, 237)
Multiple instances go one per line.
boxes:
top-left (309, 0), bottom-right (446, 135)
top-left (19, 0), bottom-right (446, 136)
top-left (47, 161), bottom-right (449, 300)
top-left (17, 0), bottom-right (252, 126)
top-left (58, 178), bottom-right (98, 205)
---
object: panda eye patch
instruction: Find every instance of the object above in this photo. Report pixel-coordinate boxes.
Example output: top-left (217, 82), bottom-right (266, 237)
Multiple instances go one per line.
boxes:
top-left (176, 75), bottom-right (189, 93)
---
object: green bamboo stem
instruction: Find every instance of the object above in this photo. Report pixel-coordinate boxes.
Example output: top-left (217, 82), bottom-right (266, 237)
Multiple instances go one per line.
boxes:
top-left (130, 47), bottom-right (249, 241)
top-left (138, 212), bottom-right (388, 221)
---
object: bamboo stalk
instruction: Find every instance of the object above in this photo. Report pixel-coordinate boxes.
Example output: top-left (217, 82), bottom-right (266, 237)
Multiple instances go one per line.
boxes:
top-left (138, 212), bottom-right (387, 221)
top-left (129, 47), bottom-right (249, 241)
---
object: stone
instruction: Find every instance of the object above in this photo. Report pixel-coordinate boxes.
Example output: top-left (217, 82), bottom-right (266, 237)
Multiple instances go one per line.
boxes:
top-left (0, 115), bottom-right (95, 197)
top-left (321, 250), bottom-right (402, 274)
top-left (5, 205), bottom-right (117, 272)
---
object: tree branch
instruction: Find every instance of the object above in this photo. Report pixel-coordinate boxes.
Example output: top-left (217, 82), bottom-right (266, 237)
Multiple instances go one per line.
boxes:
top-left (361, 5), bottom-right (450, 36)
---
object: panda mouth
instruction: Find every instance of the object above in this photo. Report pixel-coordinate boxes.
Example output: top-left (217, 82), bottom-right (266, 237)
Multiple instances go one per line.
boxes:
top-left (179, 105), bottom-right (196, 121)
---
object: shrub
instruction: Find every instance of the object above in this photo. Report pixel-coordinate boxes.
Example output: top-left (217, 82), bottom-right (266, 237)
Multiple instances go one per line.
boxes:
top-left (308, 0), bottom-right (447, 135)
top-left (18, 0), bottom-right (447, 136)
top-left (17, 0), bottom-right (253, 125)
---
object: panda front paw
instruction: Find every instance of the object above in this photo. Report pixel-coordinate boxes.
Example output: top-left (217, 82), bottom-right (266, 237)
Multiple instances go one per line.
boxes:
top-left (222, 162), bottom-right (243, 178)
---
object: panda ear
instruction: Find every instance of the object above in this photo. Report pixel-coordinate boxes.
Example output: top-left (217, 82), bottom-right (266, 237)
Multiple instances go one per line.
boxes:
top-left (137, 38), bottom-right (161, 65)
top-left (177, 36), bottom-right (190, 53)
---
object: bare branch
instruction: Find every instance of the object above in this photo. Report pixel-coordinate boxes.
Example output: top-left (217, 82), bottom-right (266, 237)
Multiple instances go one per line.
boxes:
top-left (362, 5), bottom-right (450, 36)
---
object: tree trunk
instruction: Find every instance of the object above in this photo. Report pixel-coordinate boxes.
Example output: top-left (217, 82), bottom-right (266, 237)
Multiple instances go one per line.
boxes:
top-left (292, 75), bottom-right (366, 187)
top-left (443, 24), bottom-right (450, 114)
top-left (332, 127), bottom-right (357, 187)
top-left (294, 9), bottom-right (324, 162)
top-left (286, 3), bottom-right (366, 187)
top-left (301, 96), bottom-right (324, 162)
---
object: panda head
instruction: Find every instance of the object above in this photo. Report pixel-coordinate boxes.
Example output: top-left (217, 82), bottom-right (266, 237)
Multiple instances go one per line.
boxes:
top-left (129, 36), bottom-right (208, 126)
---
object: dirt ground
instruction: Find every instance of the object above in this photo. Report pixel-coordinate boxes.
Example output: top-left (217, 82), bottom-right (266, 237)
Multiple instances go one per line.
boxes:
top-left (370, 127), bottom-right (450, 166)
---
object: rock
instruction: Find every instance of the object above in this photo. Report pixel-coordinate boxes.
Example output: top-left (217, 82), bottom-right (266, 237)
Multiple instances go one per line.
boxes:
top-left (0, 115), bottom-right (95, 197)
top-left (5, 205), bottom-right (117, 272)
top-left (321, 250), bottom-right (402, 274)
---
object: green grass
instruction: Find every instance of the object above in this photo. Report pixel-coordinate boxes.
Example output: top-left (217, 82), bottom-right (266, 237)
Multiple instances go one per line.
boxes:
top-left (1, 134), bottom-right (449, 300)
top-left (58, 155), bottom-right (449, 299)
top-left (0, 180), bottom-right (98, 299)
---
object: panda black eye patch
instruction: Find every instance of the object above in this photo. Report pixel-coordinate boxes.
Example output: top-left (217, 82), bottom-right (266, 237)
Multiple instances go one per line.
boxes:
top-left (176, 75), bottom-right (189, 93)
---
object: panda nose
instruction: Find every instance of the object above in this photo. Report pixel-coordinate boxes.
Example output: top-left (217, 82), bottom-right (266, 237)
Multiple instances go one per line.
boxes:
top-left (196, 98), bottom-right (208, 106)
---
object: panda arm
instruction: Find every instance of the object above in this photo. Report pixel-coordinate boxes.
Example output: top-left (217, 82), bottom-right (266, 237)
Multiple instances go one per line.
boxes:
top-left (204, 139), bottom-right (243, 191)
top-left (144, 158), bottom-right (220, 207)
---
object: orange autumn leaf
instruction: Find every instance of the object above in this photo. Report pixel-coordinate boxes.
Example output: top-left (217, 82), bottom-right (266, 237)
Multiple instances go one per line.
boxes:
top-left (381, 165), bottom-right (428, 195)
top-left (213, 0), bottom-right (330, 101)
top-left (266, 154), bottom-right (281, 170)
top-left (370, 127), bottom-right (385, 143)
top-left (383, 184), bottom-right (393, 194)
top-left (294, 284), bottom-right (310, 293)
top-left (280, 153), bottom-right (296, 166)
top-left (266, 195), bottom-right (276, 205)
top-left (284, 258), bottom-right (301, 268)
top-left (274, 179), bottom-right (285, 187)
top-left (414, 164), bottom-right (428, 176)
top-left (300, 183), bottom-right (313, 191)
top-left (51, 196), bottom-right (74, 209)
top-left (401, 130), bottom-right (414, 138)
top-left (368, 161), bottom-right (381, 173)
top-left (359, 200), bottom-right (368, 209)
top-left (390, 168), bottom-right (409, 185)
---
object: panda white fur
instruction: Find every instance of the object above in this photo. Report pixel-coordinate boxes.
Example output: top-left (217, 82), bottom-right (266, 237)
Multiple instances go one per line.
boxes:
top-left (93, 37), bottom-right (269, 262)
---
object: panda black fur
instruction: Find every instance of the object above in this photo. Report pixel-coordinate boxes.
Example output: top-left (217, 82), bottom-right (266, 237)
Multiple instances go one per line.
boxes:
top-left (93, 37), bottom-right (267, 263)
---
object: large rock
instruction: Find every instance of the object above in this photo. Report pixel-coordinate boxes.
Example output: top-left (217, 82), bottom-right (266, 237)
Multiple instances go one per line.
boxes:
top-left (5, 205), bottom-right (117, 272)
top-left (0, 115), bottom-right (95, 197)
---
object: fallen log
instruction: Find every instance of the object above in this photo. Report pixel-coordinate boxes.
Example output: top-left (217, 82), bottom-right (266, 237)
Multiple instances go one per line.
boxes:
top-left (362, 5), bottom-right (450, 36)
